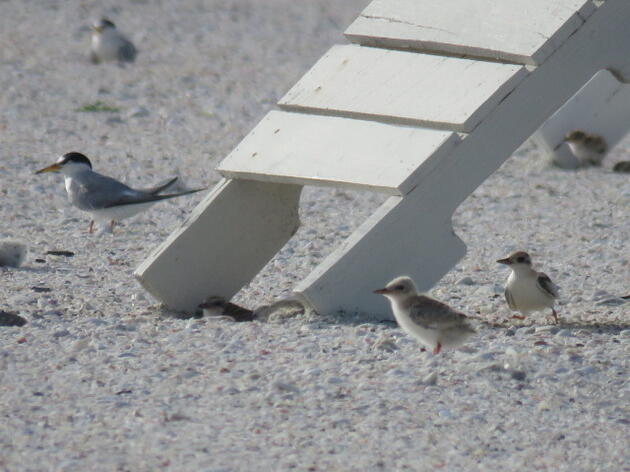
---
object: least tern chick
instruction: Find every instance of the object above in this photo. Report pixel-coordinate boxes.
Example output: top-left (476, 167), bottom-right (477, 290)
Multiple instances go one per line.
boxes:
top-left (563, 130), bottom-right (607, 166)
top-left (198, 296), bottom-right (256, 322)
top-left (90, 18), bottom-right (137, 64)
top-left (374, 276), bottom-right (475, 355)
top-left (497, 251), bottom-right (560, 324)
top-left (36, 152), bottom-right (205, 233)
top-left (0, 240), bottom-right (27, 268)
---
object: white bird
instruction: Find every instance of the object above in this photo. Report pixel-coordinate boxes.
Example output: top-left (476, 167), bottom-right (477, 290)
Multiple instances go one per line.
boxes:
top-left (497, 251), bottom-right (560, 324)
top-left (198, 296), bottom-right (256, 322)
top-left (90, 18), bottom-right (137, 64)
top-left (36, 152), bottom-right (205, 233)
top-left (563, 130), bottom-right (607, 167)
top-left (0, 240), bottom-right (27, 268)
top-left (374, 276), bottom-right (475, 355)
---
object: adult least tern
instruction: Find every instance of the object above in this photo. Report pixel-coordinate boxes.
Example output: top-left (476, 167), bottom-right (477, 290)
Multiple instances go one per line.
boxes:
top-left (90, 18), bottom-right (137, 64)
top-left (374, 276), bottom-right (475, 355)
top-left (497, 251), bottom-right (560, 324)
top-left (36, 152), bottom-right (205, 233)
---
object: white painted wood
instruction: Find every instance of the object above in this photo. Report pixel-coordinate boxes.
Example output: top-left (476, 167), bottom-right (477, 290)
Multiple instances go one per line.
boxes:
top-left (138, 0), bottom-right (630, 316)
top-left (345, 0), bottom-right (596, 65)
top-left (279, 45), bottom-right (527, 132)
top-left (217, 110), bottom-right (460, 195)
top-left (533, 70), bottom-right (630, 165)
top-left (297, 0), bottom-right (630, 317)
top-left (296, 188), bottom-right (466, 318)
top-left (135, 179), bottom-right (301, 311)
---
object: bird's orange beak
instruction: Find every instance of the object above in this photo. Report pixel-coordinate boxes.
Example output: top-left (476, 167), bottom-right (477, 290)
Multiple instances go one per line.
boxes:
top-left (496, 257), bottom-right (511, 265)
top-left (35, 163), bottom-right (62, 174)
top-left (373, 288), bottom-right (390, 295)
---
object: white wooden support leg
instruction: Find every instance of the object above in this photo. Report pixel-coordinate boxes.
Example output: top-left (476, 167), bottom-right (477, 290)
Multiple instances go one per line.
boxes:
top-left (135, 179), bottom-right (301, 311)
top-left (296, 185), bottom-right (465, 319)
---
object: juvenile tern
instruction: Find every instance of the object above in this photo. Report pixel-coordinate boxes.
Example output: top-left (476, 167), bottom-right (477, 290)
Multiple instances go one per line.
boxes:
top-left (497, 251), bottom-right (560, 324)
top-left (36, 152), bottom-right (205, 233)
top-left (374, 276), bottom-right (475, 355)
top-left (198, 296), bottom-right (256, 322)
top-left (563, 130), bottom-right (606, 167)
top-left (90, 18), bottom-right (137, 64)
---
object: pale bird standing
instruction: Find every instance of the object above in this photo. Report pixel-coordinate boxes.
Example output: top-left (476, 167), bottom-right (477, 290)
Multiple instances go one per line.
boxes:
top-left (35, 152), bottom-right (205, 233)
top-left (90, 18), bottom-right (137, 64)
top-left (374, 276), bottom-right (475, 355)
top-left (198, 296), bottom-right (256, 322)
top-left (563, 130), bottom-right (607, 167)
top-left (497, 251), bottom-right (560, 324)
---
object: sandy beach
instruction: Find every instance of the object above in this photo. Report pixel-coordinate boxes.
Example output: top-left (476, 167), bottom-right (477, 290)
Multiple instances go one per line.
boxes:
top-left (1, 1), bottom-right (628, 470)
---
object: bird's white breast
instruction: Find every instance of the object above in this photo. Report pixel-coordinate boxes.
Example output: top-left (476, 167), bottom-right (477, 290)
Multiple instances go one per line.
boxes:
top-left (506, 272), bottom-right (554, 314)
top-left (391, 303), bottom-right (439, 349)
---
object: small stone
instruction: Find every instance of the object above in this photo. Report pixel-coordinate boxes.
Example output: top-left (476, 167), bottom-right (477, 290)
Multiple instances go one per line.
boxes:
top-left (422, 371), bottom-right (438, 386)
top-left (327, 377), bottom-right (344, 385)
top-left (457, 277), bottom-right (475, 286)
top-left (0, 311), bottom-right (27, 327)
top-left (273, 381), bottom-right (300, 393)
top-left (511, 370), bottom-right (526, 381)
top-left (373, 336), bottom-right (398, 352)
top-left (126, 106), bottom-right (149, 118)
top-left (105, 116), bottom-right (124, 125)
top-left (504, 329), bottom-right (516, 337)
top-left (555, 329), bottom-right (574, 337)
top-left (52, 329), bottom-right (71, 338)
top-left (595, 297), bottom-right (627, 307)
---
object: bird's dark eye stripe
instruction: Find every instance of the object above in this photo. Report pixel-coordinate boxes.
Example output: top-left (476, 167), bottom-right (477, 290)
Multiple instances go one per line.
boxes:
top-left (395, 285), bottom-right (405, 291)
top-left (517, 257), bottom-right (525, 262)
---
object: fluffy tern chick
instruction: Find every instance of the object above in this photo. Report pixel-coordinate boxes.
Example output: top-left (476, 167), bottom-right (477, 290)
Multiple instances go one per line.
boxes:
top-left (198, 296), bottom-right (256, 322)
top-left (497, 251), bottom-right (560, 324)
top-left (90, 18), bottom-right (137, 64)
top-left (374, 276), bottom-right (475, 355)
top-left (563, 130), bottom-right (607, 167)
top-left (36, 152), bottom-right (205, 233)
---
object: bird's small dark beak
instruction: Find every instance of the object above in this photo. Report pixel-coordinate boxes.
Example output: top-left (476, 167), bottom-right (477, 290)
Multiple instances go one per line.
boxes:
top-left (373, 288), bottom-right (390, 295)
top-left (35, 163), bottom-right (62, 174)
top-left (496, 257), bottom-right (511, 265)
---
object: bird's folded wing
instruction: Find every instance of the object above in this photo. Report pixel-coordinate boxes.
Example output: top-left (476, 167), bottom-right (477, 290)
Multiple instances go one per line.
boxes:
top-left (537, 273), bottom-right (559, 298)
top-left (505, 287), bottom-right (516, 310)
top-left (72, 171), bottom-right (139, 210)
top-left (408, 296), bottom-right (468, 329)
top-left (140, 177), bottom-right (178, 195)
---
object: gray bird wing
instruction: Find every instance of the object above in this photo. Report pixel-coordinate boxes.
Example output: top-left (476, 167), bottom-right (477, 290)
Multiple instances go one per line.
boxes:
top-left (537, 273), bottom-right (559, 299)
top-left (118, 38), bottom-right (137, 62)
top-left (504, 287), bottom-right (516, 310)
top-left (139, 177), bottom-right (178, 195)
top-left (407, 295), bottom-right (470, 330)
top-left (69, 170), bottom-right (143, 210)
top-left (70, 171), bottom-right (203, 210)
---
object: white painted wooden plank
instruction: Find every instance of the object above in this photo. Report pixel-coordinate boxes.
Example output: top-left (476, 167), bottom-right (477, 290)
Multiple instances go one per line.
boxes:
top-left (345, 0), bottom-right (596, 65)
top-left (135, 179), bottom-right (301, 312)
top-left (297, 0), bottom-right (630, 317)
top-left (279, 45), bottom-right (527, 132)
top-left (217, 111), bottom-right (460, 195)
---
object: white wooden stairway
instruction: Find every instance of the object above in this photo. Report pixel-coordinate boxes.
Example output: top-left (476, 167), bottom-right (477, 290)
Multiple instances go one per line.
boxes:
top-left (135, 0), bottom-right (630, 318)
